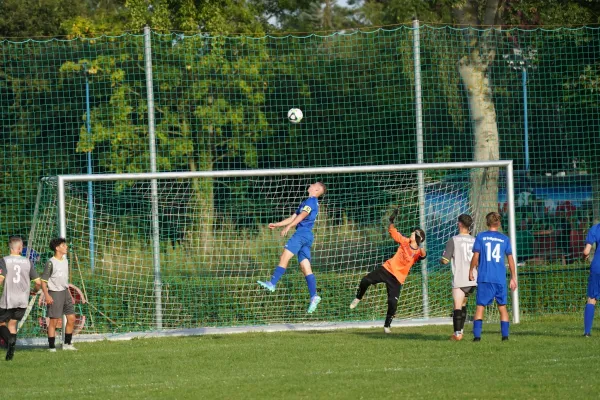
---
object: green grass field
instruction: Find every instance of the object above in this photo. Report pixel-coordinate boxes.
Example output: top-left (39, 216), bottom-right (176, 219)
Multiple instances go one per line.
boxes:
top-left (4, 315), bottom-right (599, 399)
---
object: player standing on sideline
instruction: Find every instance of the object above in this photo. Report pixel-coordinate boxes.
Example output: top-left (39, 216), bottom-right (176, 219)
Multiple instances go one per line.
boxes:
top-left (469, 212), bottom-right (517, 342)
top-left (258, 182), bottom-right (326, 313)
top-left (0, 236), bottom-right (41, 361)
top-left (41, 238), bottom-right (77, 351)
top-left (349, 208), bottom-right (426, 333)
top-left (440, 214), bottom-right (476, 341)
top-left (582, 221), bottom-right (600, 337)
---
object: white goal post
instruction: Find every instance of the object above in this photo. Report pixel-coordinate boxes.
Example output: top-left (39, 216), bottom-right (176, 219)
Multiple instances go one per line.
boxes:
top-left (53, 160), bottom-right (519, 339)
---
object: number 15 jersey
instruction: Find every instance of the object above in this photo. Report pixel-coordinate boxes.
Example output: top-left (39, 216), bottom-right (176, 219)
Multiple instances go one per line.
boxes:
top-left (472, 231), bottom-right (512, 285)
top-left (443, 234), bottom-right (476, 288)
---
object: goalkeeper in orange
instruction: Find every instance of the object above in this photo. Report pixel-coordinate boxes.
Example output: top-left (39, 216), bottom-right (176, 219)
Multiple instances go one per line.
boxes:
top-left (349, 208), bottom-right (426, 333)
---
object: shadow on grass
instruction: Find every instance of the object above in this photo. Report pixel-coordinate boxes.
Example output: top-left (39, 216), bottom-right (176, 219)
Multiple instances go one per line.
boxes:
top-left (352, 331), bottom-right (448, 341)
top-left (511, 330), bottom-right (582, 338)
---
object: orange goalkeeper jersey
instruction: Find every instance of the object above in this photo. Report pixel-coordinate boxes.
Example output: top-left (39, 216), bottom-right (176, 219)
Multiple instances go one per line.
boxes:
top-left (383, 225), bottom-right (424, 284)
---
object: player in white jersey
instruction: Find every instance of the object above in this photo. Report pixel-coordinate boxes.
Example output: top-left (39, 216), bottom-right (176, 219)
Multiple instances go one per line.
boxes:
top-left (440, 214), bottom-right (476, 341)
top-left (41, 237), bottom-right (77, 351)
top-left (0, 236), bottom-right (41, 361)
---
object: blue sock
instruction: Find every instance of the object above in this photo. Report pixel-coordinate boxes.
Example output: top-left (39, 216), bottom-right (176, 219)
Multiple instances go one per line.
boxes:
top-left (584, 303), bottom-right (595, 335)
top-left (501, 321), bottom-right (510, 337)
top-left (473, 319), bottom-right (483, 338)
top-left (305, 274), bottom-right (317, 298)
top-left (270, 266), bottom-right (286, 286)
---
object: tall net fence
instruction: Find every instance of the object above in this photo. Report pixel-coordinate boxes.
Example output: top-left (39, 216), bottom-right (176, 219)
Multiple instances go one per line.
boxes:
top-left (1, 25), bottom-right (599, 333)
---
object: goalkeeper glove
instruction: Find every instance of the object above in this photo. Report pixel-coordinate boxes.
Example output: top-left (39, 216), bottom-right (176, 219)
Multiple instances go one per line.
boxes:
top-left (389, 208), bottom-right (399, 224)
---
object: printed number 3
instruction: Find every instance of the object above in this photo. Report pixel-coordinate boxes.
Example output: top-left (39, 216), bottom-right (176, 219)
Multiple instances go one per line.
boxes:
top-left (13, 265), bottom-right (21, 283)
top-left (485, 242), bottom-right (501, 263)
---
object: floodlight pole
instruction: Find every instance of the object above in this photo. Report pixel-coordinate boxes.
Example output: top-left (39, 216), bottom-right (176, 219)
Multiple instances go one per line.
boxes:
top-left (83, 63), bottom-right (95, 272)
top-left (522, 68), bottom-right (529, 173)
top-left (413, 18), bottom-right (429, 319)
top-left (144, 26), bottom-right (163, 330)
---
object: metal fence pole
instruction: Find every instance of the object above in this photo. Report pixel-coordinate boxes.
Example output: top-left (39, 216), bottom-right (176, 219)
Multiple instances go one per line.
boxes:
top-left (413, 18), bottom-right (429, 319)
top-left (144, 26), bottom-right (163, 330)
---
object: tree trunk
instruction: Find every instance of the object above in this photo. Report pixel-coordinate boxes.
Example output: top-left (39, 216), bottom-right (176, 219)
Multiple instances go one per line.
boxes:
top-left (189, 133), bottom-right (214, 257)
top-left (459, 62), bottom-right (500, 233)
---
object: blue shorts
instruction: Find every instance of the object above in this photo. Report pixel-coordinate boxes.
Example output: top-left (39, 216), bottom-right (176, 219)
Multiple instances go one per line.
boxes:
top-left (587, 273), bottom-right (600, 299)
top-left (284, 230), bottom-right (314, 263)
top-left (476, 282), bottom-right (507, 306)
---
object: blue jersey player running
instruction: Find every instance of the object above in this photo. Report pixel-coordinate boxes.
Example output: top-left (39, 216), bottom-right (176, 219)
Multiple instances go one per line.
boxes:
top-left (258, 182), bottom-right (326, 313)
top-left (582, 221), bottom-right (600, 337)
top-left (469, 212), bottom-right (517, 342)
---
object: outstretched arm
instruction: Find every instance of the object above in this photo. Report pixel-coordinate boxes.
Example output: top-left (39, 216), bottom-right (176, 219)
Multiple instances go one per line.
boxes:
top-left (388, 224), bottom-right (409, 244)
top-left (281, 211), bottom-right (309, 237)
top-left (387, 208), bottom-right (408, 244)
top-left (269, 214), bottom-right (296, 229)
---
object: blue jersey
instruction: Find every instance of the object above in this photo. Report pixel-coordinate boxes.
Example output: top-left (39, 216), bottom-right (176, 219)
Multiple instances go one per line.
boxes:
top-left (295, 197), bottom-right (319, 231)
top-left (585, 223), bottom-right (600, 274)
top-left (472, 230), bottom-right (512, 284)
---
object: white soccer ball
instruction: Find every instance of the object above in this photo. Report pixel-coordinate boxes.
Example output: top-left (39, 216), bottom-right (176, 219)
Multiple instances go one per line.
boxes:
top-left (287, 108), bottom-right (303, 123)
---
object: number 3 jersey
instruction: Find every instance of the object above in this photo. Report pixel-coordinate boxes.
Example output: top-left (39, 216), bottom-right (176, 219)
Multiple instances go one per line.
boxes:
top-left (443, 234), bottom-right (476, 288)
top-left (472, 231), bottom-right (513, 285)
top-left (0, 255), bottom-right (39, 309)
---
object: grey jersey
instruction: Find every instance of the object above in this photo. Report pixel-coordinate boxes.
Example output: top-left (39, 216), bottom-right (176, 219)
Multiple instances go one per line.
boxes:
top-left (442, 234), bottom-right (477, 288)
top-left (41, 257), bottom-right (69, 292)
top-left (0, 255), bottom-right (39, 309)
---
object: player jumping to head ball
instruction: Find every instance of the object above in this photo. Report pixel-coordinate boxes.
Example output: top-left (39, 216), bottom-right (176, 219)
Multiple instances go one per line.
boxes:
top-left (258, 182), bottom-right (326, 314)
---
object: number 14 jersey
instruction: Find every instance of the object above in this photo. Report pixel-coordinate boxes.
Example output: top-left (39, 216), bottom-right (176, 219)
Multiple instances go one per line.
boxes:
top-left (472, 231), bottom-right (512, 285)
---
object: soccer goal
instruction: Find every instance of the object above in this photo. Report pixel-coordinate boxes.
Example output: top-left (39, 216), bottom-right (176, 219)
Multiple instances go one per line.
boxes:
top-left (22, 161), bottom-right (518, 342)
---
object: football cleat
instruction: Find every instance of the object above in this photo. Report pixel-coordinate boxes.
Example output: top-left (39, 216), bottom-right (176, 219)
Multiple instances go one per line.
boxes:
top-left (473, 337), bottom-right (481, 342)
top-left (450, 333), bottom-right (463, 341)
top-left (384, 327), bottom-right (392, 334)
top-left (307, 296), bottom-right (321, 314)
top-left (5, 343), bottom-right (15, 361)
top-left (257, 281), bottom-right (276, 293)
top-left (349, 298), bottom-right (361, 309)
top-left (63, 344), bottom-right (78, 351)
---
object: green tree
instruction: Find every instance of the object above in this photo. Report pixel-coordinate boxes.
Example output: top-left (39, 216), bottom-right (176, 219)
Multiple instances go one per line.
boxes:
top-left (60, 1), bottom-right (271, 245)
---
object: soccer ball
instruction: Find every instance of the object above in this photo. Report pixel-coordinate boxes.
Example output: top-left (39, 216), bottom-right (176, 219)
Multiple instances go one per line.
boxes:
top-left (287, 108), bottom-right (303, 123)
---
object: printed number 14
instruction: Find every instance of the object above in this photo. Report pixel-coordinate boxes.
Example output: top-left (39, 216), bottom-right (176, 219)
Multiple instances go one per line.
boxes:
top-left (485, 242), bottom-right (501, 263)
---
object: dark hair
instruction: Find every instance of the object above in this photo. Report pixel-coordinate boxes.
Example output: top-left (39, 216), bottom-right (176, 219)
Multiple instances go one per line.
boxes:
top-left (413, 228), bottom-right (426, 246)
top-left (49, 237), bottom-right (67, 252)
top-left (458, 214), bottom-right (473, 230)
top-left (486, 212), bottom-right (502, 228)
top-left (8, 235), bottom-right (23, 250)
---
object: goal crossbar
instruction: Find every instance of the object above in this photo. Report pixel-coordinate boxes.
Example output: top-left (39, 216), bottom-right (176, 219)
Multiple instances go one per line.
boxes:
top-left (55, 160), bottom-right (519, 339)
